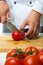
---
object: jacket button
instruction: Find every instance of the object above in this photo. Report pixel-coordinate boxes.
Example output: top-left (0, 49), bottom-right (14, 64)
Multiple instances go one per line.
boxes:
top-left (30, 1), bottom-right (32, 4)
top-left (14, 1), bottom-right (16, 4)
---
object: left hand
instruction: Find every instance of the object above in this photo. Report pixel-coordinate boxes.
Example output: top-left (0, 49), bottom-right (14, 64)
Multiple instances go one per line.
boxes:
top-left (0, 1), bottom-right (10, 24)
top-left (20, 10), bottom-right (41, 39)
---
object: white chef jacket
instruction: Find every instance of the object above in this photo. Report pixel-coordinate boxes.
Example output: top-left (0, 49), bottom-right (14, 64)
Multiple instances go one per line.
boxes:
top-left (6, 0), bottom-right (43, 28)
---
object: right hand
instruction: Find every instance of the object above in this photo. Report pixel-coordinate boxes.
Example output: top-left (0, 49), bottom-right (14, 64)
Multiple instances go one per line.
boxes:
top-left (20, 10), bottom-right (41, 39)
top-left (0, 1), bottom-right (10, 24)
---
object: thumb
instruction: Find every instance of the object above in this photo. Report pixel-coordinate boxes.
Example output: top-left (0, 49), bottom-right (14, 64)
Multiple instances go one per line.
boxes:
top-left (6, 11), bottom-right (10, 20)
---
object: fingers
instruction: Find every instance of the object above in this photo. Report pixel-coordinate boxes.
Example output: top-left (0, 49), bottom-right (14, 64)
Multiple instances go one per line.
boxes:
top-left (26, 25), bottom-right (40, 39)
top-left (20, 20), bottom-right (39, 39)
top-left (1, 15), bottom-right (6, 24)
top-left (0, 11), bottom-right (10, 24)
top-left (32, 27), bottom-right (40, 39)
top-left (25, 24), bottom-right (34, 37)
top-left (28, 26), bottom-right (37, 38)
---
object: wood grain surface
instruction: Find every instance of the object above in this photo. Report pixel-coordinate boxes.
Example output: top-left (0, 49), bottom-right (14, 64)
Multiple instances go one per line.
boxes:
top-left (0, 35), bottom-right (43, 52)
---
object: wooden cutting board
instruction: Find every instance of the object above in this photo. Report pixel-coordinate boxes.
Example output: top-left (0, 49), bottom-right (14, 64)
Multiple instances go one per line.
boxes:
top-left (0, 35), bottom-right (43, 52)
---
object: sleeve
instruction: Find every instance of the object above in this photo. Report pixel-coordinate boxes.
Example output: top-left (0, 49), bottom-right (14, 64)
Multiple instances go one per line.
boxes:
top-left (32, 0), bottom-right (43, 15)
top-left (38, 0), bottom-right (43, 4)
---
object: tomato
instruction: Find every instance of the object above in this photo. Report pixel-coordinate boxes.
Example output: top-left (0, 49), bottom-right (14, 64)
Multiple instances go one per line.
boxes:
top-left (38, 52), bottom-right (43, 65)
top-left (20, 31), bottom-right (25, 39)
top-left (39, 49), bottom-right (43, 52)
top-left (24, 46), bottom-right (39, 55)
top-left (23, 55), bottom-right (41, 65)
top-left (17, 53), bottom-right (26, 60)
top-left (4, 57), bottom-right (22, 65)
top-left (6, 49), bottom-right (16, 59)
top-left (6, 48), bottom-right (26, 60)
top-left (11, 31), bottom-right (21, 41)
top-left (11, 31), bottom-right (25, 41)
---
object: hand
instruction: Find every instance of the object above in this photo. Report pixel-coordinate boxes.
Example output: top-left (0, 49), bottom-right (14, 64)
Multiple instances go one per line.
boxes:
top-left (20, 10), bottom-right (41, 39)
top-left (0, 1), bottom-right (10, 24)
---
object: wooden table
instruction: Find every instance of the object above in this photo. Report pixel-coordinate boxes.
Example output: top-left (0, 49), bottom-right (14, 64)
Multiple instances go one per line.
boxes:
top-left (0, 35), bottom-right (43, 52)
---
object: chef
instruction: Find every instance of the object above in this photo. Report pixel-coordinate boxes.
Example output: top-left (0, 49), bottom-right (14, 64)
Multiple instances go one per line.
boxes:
top-left (0, 0), bottom-right (43, 39)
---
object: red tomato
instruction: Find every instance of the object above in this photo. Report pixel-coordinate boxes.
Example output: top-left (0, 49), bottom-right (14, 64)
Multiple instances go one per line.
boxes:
top-left (23, 55), bottom-right (41, 65)
top-left (24, 46), bottom-right (39, 55)
top-left (39, 49), bottom-right (43, 52)
top-left (20, 31), bottom-right (25, 40)
top-left (38, 52), bottom-right (43, 65)
top-left (6, 49), bottom-right (16, 59)
top-left (4, 57), bottom-right (22, 65)
top-left (6, 48), bottom-right (26, 60)
top-left (17, 53), bottom-right (27, 60)
top-left (11, 31), bottom-right (25, 41)
top-left (11, 31), bottom-right (21, 41)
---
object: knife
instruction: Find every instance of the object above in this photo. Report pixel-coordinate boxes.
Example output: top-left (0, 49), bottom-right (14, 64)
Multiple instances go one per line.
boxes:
top-left (5, 19), bottom-right (20, 32)
top-left (5, 19), bottom-right (31, 41)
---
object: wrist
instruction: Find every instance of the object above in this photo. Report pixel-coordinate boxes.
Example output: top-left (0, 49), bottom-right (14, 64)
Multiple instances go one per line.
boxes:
top-left (32, 10), bottom-right (41, 17)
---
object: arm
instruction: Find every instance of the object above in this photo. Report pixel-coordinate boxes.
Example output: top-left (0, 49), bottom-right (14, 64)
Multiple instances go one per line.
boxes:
top-left (20, 10), bottom-right (41, 39)
top-left (20, 0), bottom-right (42, 39)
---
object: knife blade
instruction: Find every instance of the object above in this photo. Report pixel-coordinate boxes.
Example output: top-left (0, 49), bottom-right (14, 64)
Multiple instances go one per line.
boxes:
top-left (6, 19), bottom-right (20, 32)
